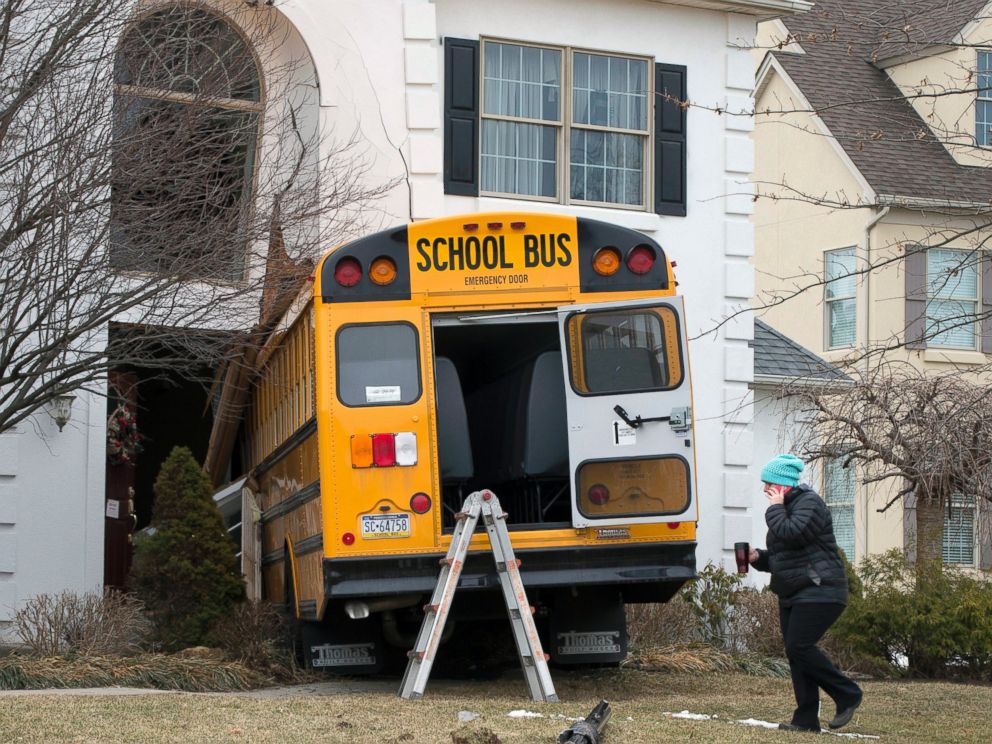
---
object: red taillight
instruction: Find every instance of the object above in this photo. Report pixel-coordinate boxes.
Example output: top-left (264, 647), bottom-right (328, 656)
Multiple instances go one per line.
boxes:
top-left (372, 433), bottom-right (396, 467)
top-left (588, 484), bottom-right (610, 506)
top-left (410, 493), bottom-right (431, 514)
top-left (667, 522), bottom-right (681, 530)
top-left (342, 532), bottom-right (356, 545)
top-left (334, 257), bottom-right (362, 287)
top-left (626, 245), bottom-right (656, 275)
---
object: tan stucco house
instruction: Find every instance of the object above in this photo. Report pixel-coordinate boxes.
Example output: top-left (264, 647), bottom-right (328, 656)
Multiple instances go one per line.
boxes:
top-left (751, 0), bottom-right (992, 569)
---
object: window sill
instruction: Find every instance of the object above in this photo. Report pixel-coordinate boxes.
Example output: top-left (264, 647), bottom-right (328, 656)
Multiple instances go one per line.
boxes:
top-left (922, 349), bottom-right (988, 366)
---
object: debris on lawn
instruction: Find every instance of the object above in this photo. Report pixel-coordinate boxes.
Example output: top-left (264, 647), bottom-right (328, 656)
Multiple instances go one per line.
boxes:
top-left (557, 699), bottom-right (612, 744)
top-left (458, 711), bottom-right (481, 722)
top-left (506, 709), bottom-right (544, 718)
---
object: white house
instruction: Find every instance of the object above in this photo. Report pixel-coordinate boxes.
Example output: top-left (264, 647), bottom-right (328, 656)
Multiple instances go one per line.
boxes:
top-left (0, 0), bottom-right (813, 639)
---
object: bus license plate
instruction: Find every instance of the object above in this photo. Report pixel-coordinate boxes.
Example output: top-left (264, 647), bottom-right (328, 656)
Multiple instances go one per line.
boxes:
top-left (361, 513), bottom-right (411, 539)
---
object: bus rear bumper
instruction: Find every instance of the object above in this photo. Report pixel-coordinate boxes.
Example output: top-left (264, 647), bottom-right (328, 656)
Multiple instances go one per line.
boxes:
top-left (323, 541), bottom-right (696, 600)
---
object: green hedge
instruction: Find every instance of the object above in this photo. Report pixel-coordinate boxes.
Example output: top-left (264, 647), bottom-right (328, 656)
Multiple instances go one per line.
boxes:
top-left (833, 550), bottom-right (992, 680)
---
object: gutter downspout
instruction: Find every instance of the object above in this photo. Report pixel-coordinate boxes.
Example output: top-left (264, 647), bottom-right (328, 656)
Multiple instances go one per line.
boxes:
top-left (860, 205), bottom-right (890, 561)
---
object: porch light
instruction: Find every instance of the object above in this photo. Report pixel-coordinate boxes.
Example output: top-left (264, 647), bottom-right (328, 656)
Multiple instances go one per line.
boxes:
top-left (50, 394), bottom-right (75, 432)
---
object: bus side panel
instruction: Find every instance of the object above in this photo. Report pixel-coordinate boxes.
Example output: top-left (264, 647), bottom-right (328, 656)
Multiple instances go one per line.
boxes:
top-left (256, 430), bottom-right (324, 615)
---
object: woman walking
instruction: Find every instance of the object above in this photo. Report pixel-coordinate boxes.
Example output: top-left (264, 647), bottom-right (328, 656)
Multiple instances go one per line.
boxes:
top-left (749, 454), bottom-right (863, 733)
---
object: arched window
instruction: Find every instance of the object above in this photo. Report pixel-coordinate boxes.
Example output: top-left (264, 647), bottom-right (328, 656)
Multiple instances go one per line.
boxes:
top-left (112, 6), bottom-right (262, 280)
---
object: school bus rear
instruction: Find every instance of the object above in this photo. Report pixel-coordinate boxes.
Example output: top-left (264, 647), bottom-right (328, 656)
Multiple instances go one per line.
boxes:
top-left (305, 212), bottom-right (697, 670)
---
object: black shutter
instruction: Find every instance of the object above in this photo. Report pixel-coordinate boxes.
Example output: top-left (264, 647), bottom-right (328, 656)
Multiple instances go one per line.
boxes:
top-left (654, 63), bottom-right (687, 217)
top-left (443, 38), bottom-right (480, 196)
top-left (904, 244), bottom-right (927, 350)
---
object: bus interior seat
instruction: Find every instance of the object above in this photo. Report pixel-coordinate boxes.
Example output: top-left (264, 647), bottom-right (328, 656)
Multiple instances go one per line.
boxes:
top-left (584, 347), bottom-right (662, 391)
top-left (466, 363), bottom-right (527, 487)
top-left (516, 351), bottom-right (568, 479)
top-left (434, 357), bottom-right (473, 481)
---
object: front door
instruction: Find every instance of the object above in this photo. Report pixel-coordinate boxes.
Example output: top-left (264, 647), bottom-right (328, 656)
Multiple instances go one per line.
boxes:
top-left (557, 297), bottom-right (696, 528)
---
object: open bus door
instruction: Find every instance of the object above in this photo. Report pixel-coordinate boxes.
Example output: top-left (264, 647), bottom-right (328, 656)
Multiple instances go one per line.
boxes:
top-left (557, 296), bottom-right (697, 529)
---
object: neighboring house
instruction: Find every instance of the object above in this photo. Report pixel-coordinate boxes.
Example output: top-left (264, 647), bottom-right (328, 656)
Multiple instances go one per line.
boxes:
top-left (751, 0), bottom-right (992, 567)
top-left (0, 0), bottom-right (813, 639)
top-left (750, 320), bottom-right (853, 577)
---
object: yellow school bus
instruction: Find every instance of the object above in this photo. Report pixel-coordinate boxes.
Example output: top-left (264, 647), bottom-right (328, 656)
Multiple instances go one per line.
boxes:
top-left (242, 211), bottom-right (697, 671)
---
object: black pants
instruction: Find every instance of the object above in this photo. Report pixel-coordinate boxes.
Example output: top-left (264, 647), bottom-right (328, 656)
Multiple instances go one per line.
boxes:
top-left (779, 602), bottom-right (862, 729)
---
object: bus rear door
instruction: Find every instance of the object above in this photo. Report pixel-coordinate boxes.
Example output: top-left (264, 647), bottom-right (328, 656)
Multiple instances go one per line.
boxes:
top-left (558, 296), bottom-right (697, 529)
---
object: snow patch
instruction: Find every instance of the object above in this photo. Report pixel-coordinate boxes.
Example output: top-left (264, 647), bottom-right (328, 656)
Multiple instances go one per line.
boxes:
top-left (507, 710), bottom-right (544, 718)
top-left (665, 711), bottom-right (713, 720)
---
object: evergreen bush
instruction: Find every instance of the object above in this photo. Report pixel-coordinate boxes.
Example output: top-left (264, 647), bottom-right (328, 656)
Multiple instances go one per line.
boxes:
top-left (131, 446), bottom-right (245, 650)
top-left (832, 549), bottom-right (992, 680)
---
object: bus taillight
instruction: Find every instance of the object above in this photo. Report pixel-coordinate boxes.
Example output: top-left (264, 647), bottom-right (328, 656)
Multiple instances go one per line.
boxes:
top-left (352, 433), bottom-right (418, 468)
top-left (372, 434), bottom-right (396, 466)
top-left (334, 257), bottom-right (362, 287)
top-left (626, 245), bottom-right (656, 275)
top-left (410, 492), bottom-right (431, 514)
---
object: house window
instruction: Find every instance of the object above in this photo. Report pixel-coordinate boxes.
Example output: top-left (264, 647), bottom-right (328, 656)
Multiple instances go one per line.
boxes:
top-left (977, 51), bottom-right (992, 146)
top-left (112, 7), bottom-right (261, 281)
top-left (825, 248), bottom-right (856, 349)
top-left (823, 458), bottom-right (856, 561)
top-left (480, 40), bottom-right (651, 210)
top-left (926, 249), bottom-right (979, 349)
top-left (942, 494), bottom-right (975, 566)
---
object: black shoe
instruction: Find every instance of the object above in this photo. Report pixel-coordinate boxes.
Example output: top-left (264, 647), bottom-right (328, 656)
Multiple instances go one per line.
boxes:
top-left (828, 695), bottom-right (863, 730)
top-left (778, 722), bottom-right (821, 733)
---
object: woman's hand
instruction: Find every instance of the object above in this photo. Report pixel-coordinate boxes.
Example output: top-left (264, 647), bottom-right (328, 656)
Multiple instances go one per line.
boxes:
top-left (748, 548), bottom-right (760, 563)
top-left (763, 482), bottom-right (787, 505)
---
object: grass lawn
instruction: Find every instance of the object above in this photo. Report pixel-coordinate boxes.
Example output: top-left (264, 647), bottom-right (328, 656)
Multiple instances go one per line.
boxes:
top-left (0, 669), bottom-right (989, 743)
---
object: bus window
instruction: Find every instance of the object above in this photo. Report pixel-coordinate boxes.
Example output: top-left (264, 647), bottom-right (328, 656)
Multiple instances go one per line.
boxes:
top-left (576, 455), bottom-right (690, 518)
top-left (566, 306), bottom-right (683, 394)
top-left (336, 322), bottom-right (421, 406)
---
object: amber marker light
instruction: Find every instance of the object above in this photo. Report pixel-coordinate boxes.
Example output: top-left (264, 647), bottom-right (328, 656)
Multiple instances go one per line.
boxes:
top-left (351, 435), bottom-right (373, 468)
top-left (592, 247), bottom-right (622, 276)
top-left (369, 256), bottom-right (398, 285)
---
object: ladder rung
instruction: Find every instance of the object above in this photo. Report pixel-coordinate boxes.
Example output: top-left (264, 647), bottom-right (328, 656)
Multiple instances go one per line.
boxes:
top-left (438, 557), bottom-right (453, 567)
top-left (407, 650), bottom-right (425, 660)
top-left (423, 603), bottom-right (439, 613)
top-left (454, 511), bottom-right (468, 520)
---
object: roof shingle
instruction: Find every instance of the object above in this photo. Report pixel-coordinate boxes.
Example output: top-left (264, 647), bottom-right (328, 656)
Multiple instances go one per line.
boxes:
top-left (771, 0), bottom-right (992, 204)
top-left (751, 319), bottom-right (851, 382)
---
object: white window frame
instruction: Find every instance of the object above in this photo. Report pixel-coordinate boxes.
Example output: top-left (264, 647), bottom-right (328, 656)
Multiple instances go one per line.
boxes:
top-left (977, 50), bottom-right (992, 147)
top-left (824, 247), bottom-right (857, 350)
top-left (479, 38), bottom-right (653, 212)
top-left (942, 494), bottom-right (976, 567)
top-left (823, 456), bottom-right (856, 562)
top-left (926, 248), bottom-right (980, 350)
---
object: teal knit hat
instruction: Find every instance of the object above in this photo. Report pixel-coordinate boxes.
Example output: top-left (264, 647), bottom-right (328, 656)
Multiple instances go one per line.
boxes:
top-left (760, 454), bottom-right (804, 487)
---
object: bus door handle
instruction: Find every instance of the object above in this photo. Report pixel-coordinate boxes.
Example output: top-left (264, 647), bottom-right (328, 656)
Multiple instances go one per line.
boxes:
top-left (613, 405), bottom-right (670, 429)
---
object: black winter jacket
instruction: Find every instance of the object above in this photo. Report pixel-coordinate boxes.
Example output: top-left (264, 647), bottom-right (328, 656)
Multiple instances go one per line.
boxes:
top-left (752, 484), bottom-right (848, 607)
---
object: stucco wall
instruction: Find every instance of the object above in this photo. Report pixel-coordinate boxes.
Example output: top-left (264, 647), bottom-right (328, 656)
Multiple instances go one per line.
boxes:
top-left (885, 16), bottom-right (992, 169)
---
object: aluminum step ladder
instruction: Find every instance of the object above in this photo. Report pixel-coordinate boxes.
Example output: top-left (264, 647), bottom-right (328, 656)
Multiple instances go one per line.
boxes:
top-left (399, 489), bottom-right (558, 702)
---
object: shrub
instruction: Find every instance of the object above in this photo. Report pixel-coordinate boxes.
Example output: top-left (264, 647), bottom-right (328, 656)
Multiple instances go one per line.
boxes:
top-left (626, 596), bottom-right (701, 649)
top-left (207, 600), bottom-right (303, 680)
top-left (13, 590), bottom-right (150, 657)
top-left (680, 562), bottom-right (745, 647)
top-left (832, 549), bottom-right (992, 680)
top-left (727, 587), bottom-right (782, 657)
top-left (130, 446), bottom-right (245, 650)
